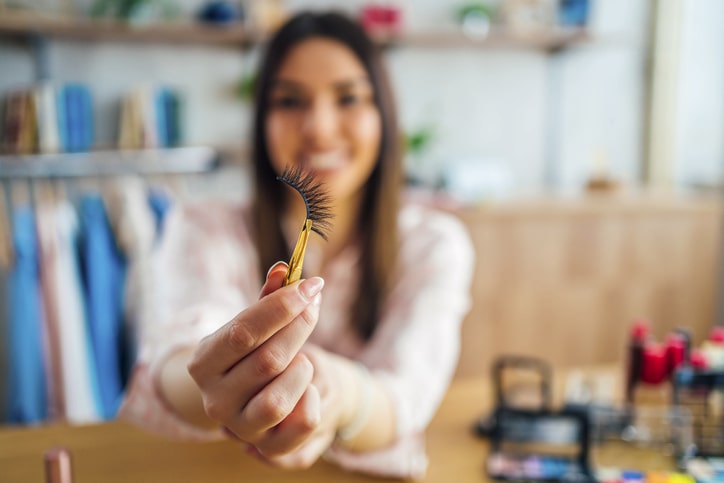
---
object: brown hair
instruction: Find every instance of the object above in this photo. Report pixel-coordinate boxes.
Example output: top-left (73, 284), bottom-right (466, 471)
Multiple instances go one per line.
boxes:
top-left (250, 11), bottom-right (402, 341)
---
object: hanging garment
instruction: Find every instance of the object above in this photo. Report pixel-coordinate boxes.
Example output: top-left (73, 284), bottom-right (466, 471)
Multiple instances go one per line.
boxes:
top-left (6, 205), bottom-right (47, 424)
top-left (36, 201), bottom-right (66, 422)
top-left (147, 186), bottom-right (172, 242)
top-left (38, 201), bottom-right (101, 423)
top-left (0, 262), bottom-right (8, 422)
top-left (79, 194), bottom-right (127, 420)
top-left (105, 177), bottom-right (160, 385)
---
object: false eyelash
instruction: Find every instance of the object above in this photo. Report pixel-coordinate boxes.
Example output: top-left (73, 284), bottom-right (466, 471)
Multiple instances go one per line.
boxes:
top-left (277, 165), bottom-right (333, 240)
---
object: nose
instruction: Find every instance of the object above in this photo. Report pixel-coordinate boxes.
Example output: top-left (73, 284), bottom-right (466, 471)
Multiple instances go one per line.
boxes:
top-left (301, 98), bottom-right (340, 149)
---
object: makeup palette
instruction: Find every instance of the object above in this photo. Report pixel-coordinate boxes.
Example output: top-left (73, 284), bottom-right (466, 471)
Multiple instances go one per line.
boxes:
top-left (486, 407), bottom-right (595, 483)
top-left (487, 452), bottom-right (587, 481)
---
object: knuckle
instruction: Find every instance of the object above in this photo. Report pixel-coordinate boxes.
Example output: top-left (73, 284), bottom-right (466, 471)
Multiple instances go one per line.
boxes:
top-left (272, 293), bottom-right (302, 323)
top-left (298, 411), bottom-right (320, 434)
top-left (186, 357), bottom-right (201, 381)
top-left (256, 391), bottom-right (291, 424)
top-left (227, 321), bottom-right (256, 353)
top-left (280, 451), bottom-right (317, 470)
top-left (203, 397), bottom-right (230, 422)
top-left (186, 342), bottom-right (209, 381)
top-left (296, 453), bottom-right (317, 470)
top-left (297, 307), bottom-right (318, 331)
top-left (253, 348), bottom-right (289, 378)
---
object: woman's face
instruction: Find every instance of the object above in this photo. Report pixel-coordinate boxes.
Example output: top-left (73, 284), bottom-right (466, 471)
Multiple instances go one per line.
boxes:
top-left (265, 37), bottom-right (382, 205)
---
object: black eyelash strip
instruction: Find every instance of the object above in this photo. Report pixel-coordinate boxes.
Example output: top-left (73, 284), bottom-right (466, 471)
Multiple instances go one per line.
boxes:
top-left (277, 165), bottom-right (333, 240)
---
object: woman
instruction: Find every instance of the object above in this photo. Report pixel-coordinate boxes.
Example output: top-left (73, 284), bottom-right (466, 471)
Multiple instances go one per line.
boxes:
top-left (119, 11), bottom-right (474, 479)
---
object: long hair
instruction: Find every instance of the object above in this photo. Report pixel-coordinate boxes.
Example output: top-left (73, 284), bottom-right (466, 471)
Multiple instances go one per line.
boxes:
top-left (251, 11), bottom-right (402, 341)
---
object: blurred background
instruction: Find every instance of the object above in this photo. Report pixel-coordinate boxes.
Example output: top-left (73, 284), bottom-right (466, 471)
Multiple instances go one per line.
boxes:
top-left (3, 0), bottom-right (724, 194)
top-left (0, 0), bottom-right (722, 428)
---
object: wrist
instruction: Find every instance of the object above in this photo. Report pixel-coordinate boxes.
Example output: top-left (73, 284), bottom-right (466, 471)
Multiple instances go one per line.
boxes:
top-left (157, 347), bottom-right (216, 429)
top-left (327, 355), bottom-right (357, 431)
top-left (335, 360), bottom-right (373, 443)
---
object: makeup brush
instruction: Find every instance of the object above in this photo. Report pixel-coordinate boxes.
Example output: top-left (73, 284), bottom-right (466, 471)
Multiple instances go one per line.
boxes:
top-left (276, 165), bottom-right (333, 286)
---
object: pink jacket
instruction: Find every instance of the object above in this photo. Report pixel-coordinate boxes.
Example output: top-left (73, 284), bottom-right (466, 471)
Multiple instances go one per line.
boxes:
top-left (118, 199), bottom-right (474, 479)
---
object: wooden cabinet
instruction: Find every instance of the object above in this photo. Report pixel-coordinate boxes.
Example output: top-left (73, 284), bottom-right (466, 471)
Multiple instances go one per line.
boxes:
top-left (453, 193), bottom-right (723, 378)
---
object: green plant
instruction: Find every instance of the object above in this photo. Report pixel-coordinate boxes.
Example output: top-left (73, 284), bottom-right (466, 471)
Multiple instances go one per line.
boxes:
top-left (404, 126), bottom-right (434, 156)
top-left (237, 73), bottom-right (256, 101)
top-left (456, 2), bottom-right (495, 22)
top-left (91, 0), bottom-right (180, 22)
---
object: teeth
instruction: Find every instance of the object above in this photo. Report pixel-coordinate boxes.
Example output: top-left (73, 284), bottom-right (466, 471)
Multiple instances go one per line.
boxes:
top-left (307, 152), bottom-right (344, 169)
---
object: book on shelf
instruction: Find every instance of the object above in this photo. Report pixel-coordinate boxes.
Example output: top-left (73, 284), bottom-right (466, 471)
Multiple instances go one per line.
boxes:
top-left (16, 90), bottom-right (37, 154)
top-left (0, 82), bottom-right (184, 157)
top-left (118, 84), bottom-right (183, 150)
top-left (1, 90), bottom-right (21, 154)
top-left (4, 89), bottom-right (37, 155)
top-left (63, 84), bottom-right (80, 152)
top-left (0, 82), bottom-right (94, 156)
top-left (61, 83), bottom-right (94, 153)
top-left (36, 82), bottom-right (61, 154)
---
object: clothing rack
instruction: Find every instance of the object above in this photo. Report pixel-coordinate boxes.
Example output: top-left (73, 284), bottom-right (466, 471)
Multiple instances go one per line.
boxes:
top-left (0, 148), bottom-right (192, 426)
top-left (0, 145), bottom-right (221, 271)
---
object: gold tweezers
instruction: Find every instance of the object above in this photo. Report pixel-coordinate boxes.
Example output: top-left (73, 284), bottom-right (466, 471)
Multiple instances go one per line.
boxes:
top-left (283, 218), bottom-right (312, 286)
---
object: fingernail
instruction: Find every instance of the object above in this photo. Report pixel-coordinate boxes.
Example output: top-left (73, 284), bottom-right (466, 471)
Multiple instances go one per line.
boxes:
top-left (299, 277), bottom-right (324, 300)
top-left (266, 261), bottom-right (288, 279)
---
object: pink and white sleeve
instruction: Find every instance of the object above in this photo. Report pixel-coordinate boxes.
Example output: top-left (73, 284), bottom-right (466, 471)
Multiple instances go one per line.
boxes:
top-left (118, 203), bottom-right (253, 440)
top-left (326, 209), bottom-right (475, 479)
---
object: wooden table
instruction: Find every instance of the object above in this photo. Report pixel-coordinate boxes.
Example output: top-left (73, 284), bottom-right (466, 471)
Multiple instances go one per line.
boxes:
top-left (0, 375), bottom-right (678, 483)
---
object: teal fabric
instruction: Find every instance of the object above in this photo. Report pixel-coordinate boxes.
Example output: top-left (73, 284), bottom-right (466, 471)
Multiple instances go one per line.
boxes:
top-left (6, 205), bottom-right (47, 423)
top-left (79, 195), bottom-right (127, 420)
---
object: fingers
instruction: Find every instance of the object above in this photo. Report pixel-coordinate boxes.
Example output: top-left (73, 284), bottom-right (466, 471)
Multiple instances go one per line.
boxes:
top-left (231, 354), bottom-right (315, 438)
top-left (265, 433), bottom-right (332, 470)
top-left (199, 291), bottom-right (322, 423)
top-left (233, 347), bottom-right (335, 470)
top-left (254, 384), bottom-right (321, 459)
top-left (243, 384), bottom-right (323, 465)
top-left (189, 277), bottom-right (324, 377)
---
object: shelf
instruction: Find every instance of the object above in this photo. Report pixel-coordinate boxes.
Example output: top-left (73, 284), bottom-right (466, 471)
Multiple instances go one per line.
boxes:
top-left (0, 11), bottom-right (589, 51)
top-left (0, 11), bottom-right (256, 46)
top-left (372, 27), bottom-right (590, 52)
top-left (0, 146), bottom-right (220, 178)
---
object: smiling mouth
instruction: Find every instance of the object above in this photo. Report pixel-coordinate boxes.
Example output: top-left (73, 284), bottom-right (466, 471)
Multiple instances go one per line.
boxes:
top-left (304, 151), bottom-right (347, 171)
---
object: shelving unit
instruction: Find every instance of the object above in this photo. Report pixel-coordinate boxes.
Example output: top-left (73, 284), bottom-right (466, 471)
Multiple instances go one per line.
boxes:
top-left (372, 27), bottom-right (589, 52)
top-left (0, 10), bottom-right (588, 52)
top-left (0, 11), bottom-right (235, 174)
top-left (0, 146), bottom-right (220, 178)
top-left (0, 9), bottom-right (589, 179)
top-left (0, 11), bottom-right (257, 46)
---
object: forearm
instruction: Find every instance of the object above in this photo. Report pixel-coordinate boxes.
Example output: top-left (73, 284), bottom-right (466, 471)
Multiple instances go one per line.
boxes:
top-left (157, 347), bottom-right (217, 430)
top-left (157, 345), bottom-right (398, 452)
top-left (331, 354), bottom-right (397, 452)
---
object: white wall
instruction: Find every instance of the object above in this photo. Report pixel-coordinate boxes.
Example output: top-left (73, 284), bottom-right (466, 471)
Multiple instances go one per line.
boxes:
top-left (389, 48), bottom-right (548, 193)
top-left (674, 0), bottom-right (724, 187)
top-left (557, 0), bottom-right (650, 192)
top-left (0, 0), bottom-right (656, 196)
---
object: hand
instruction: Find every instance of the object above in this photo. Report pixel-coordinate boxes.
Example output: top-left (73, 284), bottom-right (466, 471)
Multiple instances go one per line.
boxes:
top-left (187, 262), bottom-right (325, 458)
top-left (247, 344), bottom-right (349, 469)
